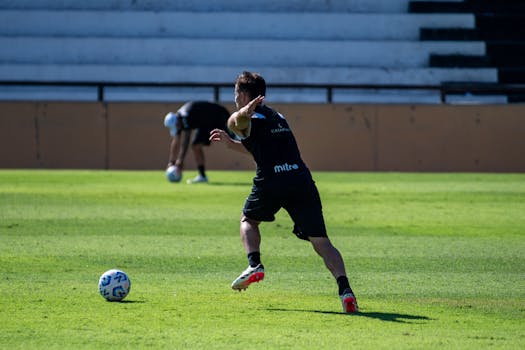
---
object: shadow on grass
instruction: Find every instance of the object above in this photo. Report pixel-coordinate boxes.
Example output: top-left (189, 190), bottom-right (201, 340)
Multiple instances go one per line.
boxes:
top-left (109, 300), bottom-right (146, 304)
top-left (208, 181), bottom-right (252, 187)
top-left (266, 308), bottom-right (432, 323)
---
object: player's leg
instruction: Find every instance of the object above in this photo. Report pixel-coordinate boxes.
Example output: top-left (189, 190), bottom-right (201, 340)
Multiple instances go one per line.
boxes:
top-left (308, 236), bottom-right (359, 313)
top-left (191, 144), bottom-right (207, 175)
top-left (286, 181), bottom-right (359, 313)
top-left (231, 187), bottom-right (278, 291)
top-left (231, 215), bottom-right (265, 291)
top-left (308, 236), bottom-right (346, 278)
top-left (240, 215), bottom-right (261, 255)
top-left (187, 128), bottom-right (208, 183)
top-left (191, 143), bottom-right (205, 168)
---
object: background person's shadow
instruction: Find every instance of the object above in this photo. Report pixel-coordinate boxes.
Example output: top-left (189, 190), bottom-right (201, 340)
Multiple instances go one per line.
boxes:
top-left (266, 308), bottom-right (432, 324)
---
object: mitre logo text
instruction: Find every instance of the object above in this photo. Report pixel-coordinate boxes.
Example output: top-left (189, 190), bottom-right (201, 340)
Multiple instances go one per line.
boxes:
top-left (274, 163), bottom-right (299, 173)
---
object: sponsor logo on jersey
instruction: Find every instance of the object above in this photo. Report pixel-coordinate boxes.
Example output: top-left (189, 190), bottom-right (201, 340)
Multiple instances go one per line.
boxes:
top-left (274, 163), bottom-right (299, 173)
top-left (271, 123), bottom-right (291, 134)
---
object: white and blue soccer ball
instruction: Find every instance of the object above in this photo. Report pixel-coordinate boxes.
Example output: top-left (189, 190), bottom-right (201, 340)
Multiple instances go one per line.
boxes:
top-left (98, 269), bottom-right (131, 301)
top-left (166, 165), bottom-right (182, 183)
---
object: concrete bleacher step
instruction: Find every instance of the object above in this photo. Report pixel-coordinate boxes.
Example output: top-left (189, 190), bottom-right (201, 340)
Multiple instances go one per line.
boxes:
top-left (0, 84), bottom-right (98, 101)
top-left (499, 69), bottom-right (525, 84)
top-left (431, 44), bottom-right (525, 69)
top-left (486, 43), bottom-right (525, 68)
top-left (0, 64), bottom-right (498, 86)
top-left (421, 18), bottom-right (525, 42)
top-left (507, 93), bottom-right (525, 103)
top-left (430, 54), bottom-right (491, 67)
top-left (0, 66), bottom-right (499, 103)
top-left (0, 10), bottom-right (476, 41)
top-left (444, 93), bottom-right (508, 104)
top-left (0, 37), bottom-right (486, 68)
top-left (410, 0), bottom-right (525, 14)
top-left (476, 15), bottom-right (525, 41)
top-left (421, 28), bottom-right (481, 41)
top-left (0, 0), bottom-right (412, 13)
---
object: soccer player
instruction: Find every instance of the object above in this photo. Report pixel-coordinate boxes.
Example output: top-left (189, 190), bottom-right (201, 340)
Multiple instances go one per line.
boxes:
top-left (164, 101), bottom-right (230, 184)
top-left (211, 71), bottom-right (359, 313)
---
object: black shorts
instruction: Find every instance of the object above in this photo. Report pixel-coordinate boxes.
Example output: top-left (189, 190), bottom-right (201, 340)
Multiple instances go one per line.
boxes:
top-left (192, 127), bottom-right (234, 146)
top-left (242, 177), bottom-right (327, 240)
top-left (192, 127), bottom-right (213, 146)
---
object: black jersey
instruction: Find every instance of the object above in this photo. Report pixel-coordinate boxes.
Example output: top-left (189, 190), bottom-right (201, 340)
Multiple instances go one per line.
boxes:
top-left (241, 104), bottom-right (310, 182)
top-left (177, 101), bottom-right (230, 130)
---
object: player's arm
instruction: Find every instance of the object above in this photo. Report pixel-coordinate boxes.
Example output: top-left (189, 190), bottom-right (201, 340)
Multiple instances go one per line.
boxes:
top-left (209, 129), bottom-right (249, 154)
top-left (227, 95), bottom-right (264, 138)
top-left (168, 136), bottom-right (180, 167)
top-left (176, 129), bottom-right (192, 167)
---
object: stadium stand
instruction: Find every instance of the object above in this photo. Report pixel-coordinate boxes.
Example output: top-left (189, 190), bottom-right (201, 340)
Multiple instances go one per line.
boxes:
top-left (412, 0), bottom-right (525, 103)
top-left (0, 0), bottom-right (518, 103)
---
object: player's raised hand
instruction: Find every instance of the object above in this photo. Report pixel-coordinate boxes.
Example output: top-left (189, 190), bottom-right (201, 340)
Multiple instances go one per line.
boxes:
top-left (229, 95), bottom-right (265, 139)
top-left (239, 95), bottom-right (264, 118)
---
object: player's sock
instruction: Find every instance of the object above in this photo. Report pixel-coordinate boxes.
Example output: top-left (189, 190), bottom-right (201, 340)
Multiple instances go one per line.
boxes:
top-left (198, 165), bottom-right (206, 178)
top-left (336, 276), bottom-right (352, 296)
top-left (247, 251), bottom-right (261, 268)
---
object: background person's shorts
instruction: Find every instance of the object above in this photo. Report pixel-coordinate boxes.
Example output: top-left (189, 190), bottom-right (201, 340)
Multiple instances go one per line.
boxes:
top-left (192, 127), bottom-right (235, 146)
top-left (192, 127), bottom-right (213, 146)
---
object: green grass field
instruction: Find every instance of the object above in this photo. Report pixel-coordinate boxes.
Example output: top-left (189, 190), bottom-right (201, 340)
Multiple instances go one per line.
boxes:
top-left (1, 170), bottom-right (524, 349)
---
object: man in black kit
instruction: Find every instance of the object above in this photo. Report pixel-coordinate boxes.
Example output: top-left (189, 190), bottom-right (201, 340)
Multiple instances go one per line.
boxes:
top-left (164, 101), bottom-right (230, 184)
top-left (210, 71), bottom-right (359, 313)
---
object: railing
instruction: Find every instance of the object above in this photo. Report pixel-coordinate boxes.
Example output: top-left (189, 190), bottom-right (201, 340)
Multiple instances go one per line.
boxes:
top-left (1, 81), bottom-right (525, 103)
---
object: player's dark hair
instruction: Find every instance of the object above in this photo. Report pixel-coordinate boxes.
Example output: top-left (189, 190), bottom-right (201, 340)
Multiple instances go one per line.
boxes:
top-left (235, 71), bottom-right (266, 99)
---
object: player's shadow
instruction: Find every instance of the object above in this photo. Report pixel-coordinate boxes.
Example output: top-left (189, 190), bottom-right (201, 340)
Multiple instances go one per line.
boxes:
top-left (210, 181), bottom-right (252, 187)
top-left (114, 300), bottom-right (146, 304)
top-left (266, 308), bottom-right (432, 323)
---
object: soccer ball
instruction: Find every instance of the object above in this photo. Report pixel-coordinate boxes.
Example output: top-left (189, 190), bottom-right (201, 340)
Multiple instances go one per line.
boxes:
top-left (166, 165), bottom-right (182, 182)
top-left (98, 269), bottom-right (131, 301)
